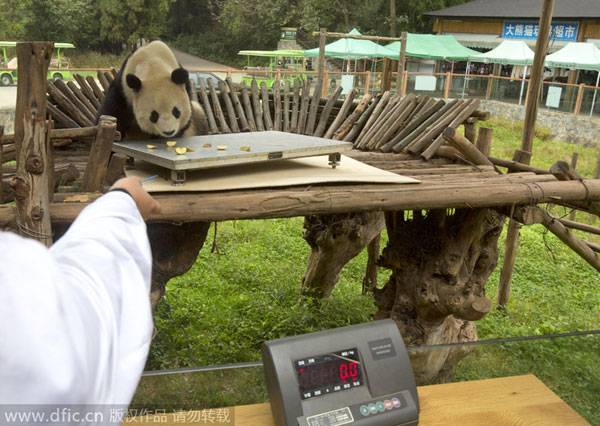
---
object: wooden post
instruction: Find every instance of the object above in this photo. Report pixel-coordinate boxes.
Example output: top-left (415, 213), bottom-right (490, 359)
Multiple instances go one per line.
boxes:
top-left (444, 72), bottom-right (452, 99)
top-left (11, 42), bottom-right (54, 246)
top-left (317, 28), bottom-right (327, 84)
top-left (464, 120), bottom-right (477, 143)
top-left (569, 152), bottom-right (579, 220)
top-left (594, 150), bottom-right (600, 180)
top-left (486, 64), bottom-right (500, 100)
top-left (476, 126), bottom-right (493, 157)
top-left (442, 127), bottom-right (493, 166)
top-left (381, 57), bottom-right (393, 92)
top-left (499, 0), bottom-right (555, 306)
top-left (573, 83), bottom-right (585, 115)
top-left (322, 71), bottom-right (329, 98)
top-left (402, 70), bottom-right (409, 96)
top-left (365, 71), bottom-right (371, 96)
top-left (522, 0), bottom-right (555, 154)
top-left (82, 115), bottom-right (117, 192)
top-left (396, 32), bottom-right (407, 95)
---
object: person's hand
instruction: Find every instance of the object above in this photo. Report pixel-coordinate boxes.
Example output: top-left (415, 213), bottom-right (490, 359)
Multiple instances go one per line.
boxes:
top-left (110, 177), bottom-right (161, 220)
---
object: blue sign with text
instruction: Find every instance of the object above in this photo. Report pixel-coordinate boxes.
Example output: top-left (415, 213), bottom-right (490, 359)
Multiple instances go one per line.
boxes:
top-left (502, 21), bottom-right (579, 42)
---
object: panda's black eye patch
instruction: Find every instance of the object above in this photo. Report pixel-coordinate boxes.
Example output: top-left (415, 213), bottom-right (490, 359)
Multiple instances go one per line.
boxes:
top-left (172, 107), bottom-right (181, 118)
top-left (150, 111), bottom-right (159, 123)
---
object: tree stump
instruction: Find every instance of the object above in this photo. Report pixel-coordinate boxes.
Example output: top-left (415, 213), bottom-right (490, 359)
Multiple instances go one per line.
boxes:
top-left (300, 212), bottom-right (385, 300)
top-left (147, 221), bottom-right (210, 309)
top-left (374, 208), bottom-right (505, 383)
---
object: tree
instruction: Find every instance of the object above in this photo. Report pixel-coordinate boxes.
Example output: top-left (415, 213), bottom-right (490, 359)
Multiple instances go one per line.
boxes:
top-left (99, 0), bottom-right (175, 49)
top-left (0, 0), bottom-right (28, 40)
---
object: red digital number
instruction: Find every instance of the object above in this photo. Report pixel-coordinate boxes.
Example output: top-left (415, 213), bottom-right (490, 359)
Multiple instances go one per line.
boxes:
top-left (339, 363), bottom-right (349, 380)
top-left (350, 362), bottom-right (358, 378)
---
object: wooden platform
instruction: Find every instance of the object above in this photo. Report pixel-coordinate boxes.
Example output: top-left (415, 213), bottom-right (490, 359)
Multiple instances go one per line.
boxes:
top-left (125, 375), bottom-right (589, 425)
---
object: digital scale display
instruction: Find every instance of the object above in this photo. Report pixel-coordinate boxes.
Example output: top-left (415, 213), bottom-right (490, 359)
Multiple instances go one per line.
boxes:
top-left (262, 319), bottom-right (420, 426)
top-left (294, 348), bottom-right (363, 399)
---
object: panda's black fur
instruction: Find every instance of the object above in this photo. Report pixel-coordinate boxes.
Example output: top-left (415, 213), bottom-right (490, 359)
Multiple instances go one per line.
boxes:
top-left (96, 41), bottom-right (209, 139)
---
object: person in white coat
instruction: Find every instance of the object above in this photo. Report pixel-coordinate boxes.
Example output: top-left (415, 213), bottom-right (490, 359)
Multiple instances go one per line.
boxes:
top-left (0, 177), bottom-right (161, 425)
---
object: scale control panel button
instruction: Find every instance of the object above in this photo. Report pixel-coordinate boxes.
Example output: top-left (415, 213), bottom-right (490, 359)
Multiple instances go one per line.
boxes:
top-left (359, 406), bottom-right (370, 416)
top-left (391, 397), bottom-right (402, 408)
top-left (376, 401), bottom-right (385, 412)
top-left (368, 403), bottom-right (378, 414)
top-left (384, 400), bottom-right (393, 410)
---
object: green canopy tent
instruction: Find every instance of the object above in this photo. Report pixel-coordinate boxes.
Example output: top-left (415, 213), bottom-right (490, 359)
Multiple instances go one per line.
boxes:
top-left (545, 42), bottom-right (600, 116)
top-left (385, 33), bottom-right (478, 61)
top-left (303, 28), bottom-right (398, 60)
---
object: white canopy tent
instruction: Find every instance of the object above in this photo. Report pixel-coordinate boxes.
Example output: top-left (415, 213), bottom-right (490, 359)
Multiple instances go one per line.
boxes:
top-left (545, 42), bottom-right (600, 116)
top-left (466, 40), bottom-right (535, 104)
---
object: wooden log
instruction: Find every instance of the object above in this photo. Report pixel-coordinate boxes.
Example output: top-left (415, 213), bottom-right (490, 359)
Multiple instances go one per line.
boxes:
top-left (550, 160), bottom-right (600, 217)
top-left (333, 94), bottom-right (372, 140)
top-left (464, 121), bottom-right (477, 143)
top-left (12, 41), bottom-right (54, 246)
top-left (251, 79), bottom-right (265, 132)
top-left (240, 82), bottom-right (257, 132)
top-left (57, 79), bottom-right (96, 122)
top-left (443, 127), bottom-right (493, 166)
top-left (476, 127), bottom-right (493, 157)
top-left (290, 79), bottom-right (301, 133)
top-left (227, 78), bottom-right (249, 132)
top-left (218, 80), bottom-right (240, 133)
top-left (381, 57), bottom-right (394, 92)
top-left (3, 179), bottom-right (600, 226)
top-left (408, 99), bottom-right (480, 155)
top-left (471, 110), bottom-right (490, 121)
top-left (47, 82), bottom-right (94, 127)
top-left (189, 79), bottom-right (200, 103)
top-left (305, 79), bottom-right (323, 135)
top-left (365, 95), bottom-right (416, 150)
top-left (283, 80), bottom-right (291, 133)
top-left (556, 217), bottom-right (600, 236)
top-left (55, 163), bottom-right (80, 188)
top-left (86, 75), bottom-right (105, 103)
top-left (97, 70), bottom-right (110, 92)
top-left (497, 218), bottom-right (520, 306)
top-left (585, 240), bottom-right (600, 253)
top-left (569, 152), bottom-right (579, 220)
top-left (513, 206), bottom-right (600, 272)
top-left (102, 153), bottom-right (127, 187)
top-left (355, 91), bottom-right (392, 148)
top-left (324, 89), bottom-right (357, 139)
top-left (46, 101), bottom-right (80, 129)
top-left (2, 126), bottom-right (120, 144)
top-left (391, 99), bottom-right (458, 153)
top-left (197, 78), bottom-right (218, 134)
top-left (66, 80), bottom-right (98, 120)
top-left (46, 119), bottom-right (54, 202)
top-left (379, 98), bottom-right (446, 153)
top-left (260, 81), bottom-right (274, 131)
top-left (74, 73), bottom-right (101, 110)
top-left (489, 157), bottom-right (550, 174)
top-left (207, 78), bottom-right (230, 133)
top-left (82, 115), bottom-right (117, 192)
top-left (297, 80), bottom-right (310, 134)
top-left (347, 94), bottom-right (381, 144)
top-left (313, 85), bottom-right (343, 138)
top-left (375, 95), bottom-right (419, 149)
top-left (362, 233), bottom-right (381, 294)
top-left (362, 94), bottom-right (406, 150)
top-left (272, 81), bottom-right (281, 131)
top-left (104, 71), bottom-right (114, 86)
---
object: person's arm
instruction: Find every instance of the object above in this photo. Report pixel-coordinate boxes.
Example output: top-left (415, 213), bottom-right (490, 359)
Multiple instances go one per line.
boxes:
top-left (0, 178), bottom-right (160, 407)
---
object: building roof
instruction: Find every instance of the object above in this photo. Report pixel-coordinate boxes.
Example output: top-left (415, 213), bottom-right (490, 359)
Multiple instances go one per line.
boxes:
top-left (425, 0), bottom-right (600, 19)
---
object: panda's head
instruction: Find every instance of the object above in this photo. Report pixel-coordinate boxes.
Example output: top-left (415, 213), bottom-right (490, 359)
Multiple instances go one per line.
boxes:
top-left (122, 41), bottom-right (193, 138)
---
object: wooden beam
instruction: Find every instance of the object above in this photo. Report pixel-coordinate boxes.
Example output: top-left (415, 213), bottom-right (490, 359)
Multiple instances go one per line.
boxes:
top-left (311, 31), bottom-right (401, 42)
top-left (81, 115), bottom-right (117, 192)
top-left (442, 127), bottom-right (493, 166)
top-left (3, 179), bottom-right (600, 227)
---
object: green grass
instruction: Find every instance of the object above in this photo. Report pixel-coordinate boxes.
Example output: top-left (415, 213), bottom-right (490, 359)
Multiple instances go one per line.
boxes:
top-left (134, 119), bottom-right (600, 423)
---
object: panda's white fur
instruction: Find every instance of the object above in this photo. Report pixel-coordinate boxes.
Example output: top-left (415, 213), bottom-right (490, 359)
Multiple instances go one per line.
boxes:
top-left (97, 41), bottom-right (208, 139)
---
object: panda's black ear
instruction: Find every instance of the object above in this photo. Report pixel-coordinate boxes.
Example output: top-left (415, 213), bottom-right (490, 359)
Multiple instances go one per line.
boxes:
top-left (171, 67), bottom-right (189, 85)
top-left (126, 74), bottom-right (142, 92)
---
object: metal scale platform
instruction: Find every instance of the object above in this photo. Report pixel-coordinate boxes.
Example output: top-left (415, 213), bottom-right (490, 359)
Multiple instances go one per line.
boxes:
top-left (112, 131), bottom-right (353, 186)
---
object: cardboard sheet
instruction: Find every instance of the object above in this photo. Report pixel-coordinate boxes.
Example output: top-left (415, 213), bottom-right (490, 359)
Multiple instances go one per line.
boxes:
top-left (126, 155), bottom-right (419, 192)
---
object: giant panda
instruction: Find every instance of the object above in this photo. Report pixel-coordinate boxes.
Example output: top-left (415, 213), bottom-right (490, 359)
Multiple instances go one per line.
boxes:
top-left (96, 40), bottom-right (209, 139)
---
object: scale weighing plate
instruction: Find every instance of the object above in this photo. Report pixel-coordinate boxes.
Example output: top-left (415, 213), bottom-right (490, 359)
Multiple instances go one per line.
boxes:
top-left (262, 319), bottom-right (419, 426)
top-left (112, 131), bottom-right (353, 185)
